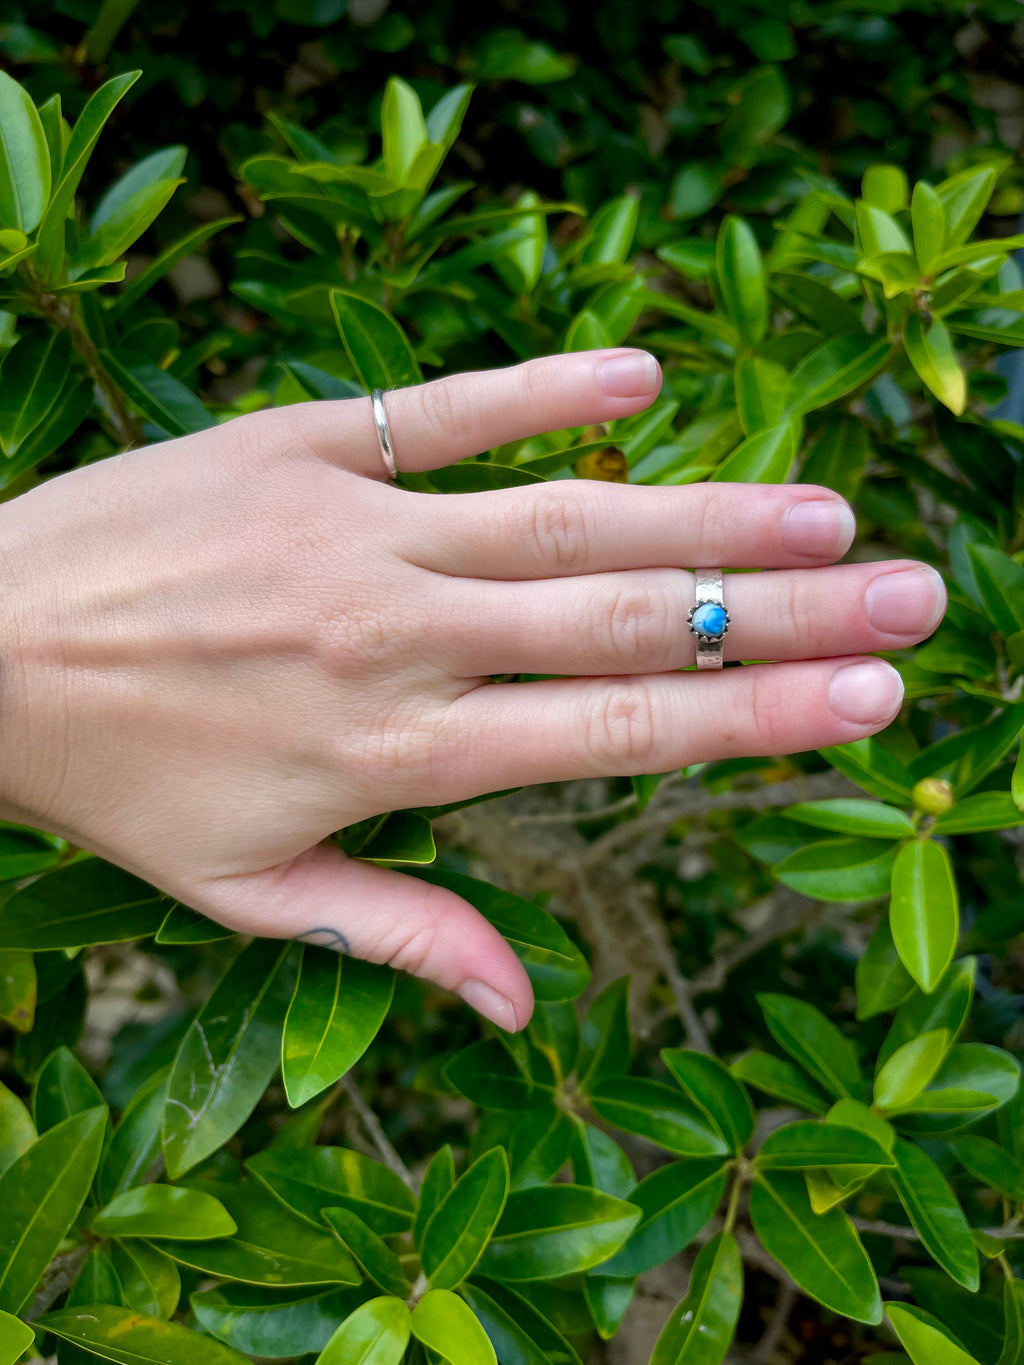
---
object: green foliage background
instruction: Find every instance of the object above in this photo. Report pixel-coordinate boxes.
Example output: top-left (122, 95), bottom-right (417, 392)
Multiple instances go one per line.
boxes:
top-left (1, 2), bottom-right (1024, 1362)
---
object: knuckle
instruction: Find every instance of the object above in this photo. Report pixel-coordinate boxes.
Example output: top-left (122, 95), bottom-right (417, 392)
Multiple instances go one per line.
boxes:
top-left (604, 579), bottom-right (676, 672)
top-left (526, 488), bottom-right (591, 574)
top-left (377, 887), bottom-right (445, 977)
top-left (583, 680), bottom-right (658, 773)
top-left (416, 377), bottom-right (470, 450)
top-left (695, 487), bottom-right (730, 564)
top-left (748, 666), bottom-right (788, 753)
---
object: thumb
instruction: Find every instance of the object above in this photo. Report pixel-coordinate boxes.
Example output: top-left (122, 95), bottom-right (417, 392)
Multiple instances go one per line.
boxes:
top-left (196, 841), bottom-right (534, 1032)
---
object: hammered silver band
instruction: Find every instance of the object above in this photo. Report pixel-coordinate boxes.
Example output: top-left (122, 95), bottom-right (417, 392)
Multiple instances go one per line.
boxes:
top-left (689, 569), bottom-right (730, 671)
top-left (370, 389), bottom-right (399, 480)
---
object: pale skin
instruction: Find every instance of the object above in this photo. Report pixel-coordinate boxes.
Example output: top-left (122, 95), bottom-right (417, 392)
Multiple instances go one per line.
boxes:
top-left (0, 348), bottom-right (946, 1031)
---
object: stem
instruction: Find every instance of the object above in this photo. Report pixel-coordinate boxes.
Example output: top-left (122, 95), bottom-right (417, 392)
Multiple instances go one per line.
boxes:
top-left (342, 1074), bottom-right (414, 1190)
top-left (723, 1167), bottom-right (744, 1234)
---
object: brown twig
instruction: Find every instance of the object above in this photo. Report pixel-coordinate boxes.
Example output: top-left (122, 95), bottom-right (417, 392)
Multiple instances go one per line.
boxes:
top-left (342, 1074), bottom-right (414, 1190)
top-left (25, 1243), bottom-right (90, 1322)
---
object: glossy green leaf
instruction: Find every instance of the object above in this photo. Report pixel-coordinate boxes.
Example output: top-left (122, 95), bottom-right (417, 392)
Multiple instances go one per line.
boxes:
top-left (890, 840), bottom-right (959, 993)
top-left (67, 1246), bottom-right (122, 1310)
top-left (33, 1044), bottom-right (105, 1133)
top-left (584, 1275), bottom-right (634, 1341)
top-left (414, 1146), bottom-right (455, 1249)
top-left (473, 29), bottom-right (575, 84)
top-left (411, 1288), bottom-right (497, 1365)
top-left (783, 799), bottom-right (915, 839)
top-left (905, 314), bottom-right (965, 415)
top-left (757, 994), bottom-right (862, 1100)
top-left (461, 1278), bottom-right (580, 1365)
top-left (821, 738), bottom-right (915, 805)
top-left (93, 1184), bottom-right (236, 1240)
top-left (163, 940), bottom-right (295, 1178)
top-left (0, 1082), bottom-right (36, 1178)
top-left (157, 1178), bottom-right (360, 1286)
top-left (1, 371), bottom-right (92, 485)
top-left (878, 958), bottom-right (975, 1070)
top-left (0, 861), bottom-right (166, 952)
top-left (909, 701), bottom-right (1024, 798)
top-left (577, 978), bottom-right (631, 1093)
top-left (444, 1039), bottom-right (552, 1111)
top-left (589, 1077), bottom-right (730, 1157)
top-left (154, 904), bottom-right (233, 945)
top-left (856, 920), bottom-right (916, 1020)
top-left (716, 216), bottom-right (767, 345)
top-left (660, 1050), bottom-right (755, 1153)
top-left (0, 1308), bottom-right (33, 1365)
top-left (321, 1206), bottom-right (407, 1296)
top-left (712, 421), bottom-right (796, 483)
top-left (912, 181), bottom-right (947, 274)
top-left (381, 77), bottom-right (427, 186)
top-left (422, 1148), bottom-right (509, 1289)
top-left (0, 950), bottom-right (35, 1034)
top-left (787, 335), bottom-right (890, 416)
top-left (937, 165), bottom-right (997, 249)
top-left (0, 1106), bottom-right (107, 1314)
top-left (773, 836), bottom-right (896, 902)
top-left (316, 1296), bottom-right (411, 1365)
top-left (569, 1121), bottom-right (635, 1199)
top-left (189, 1284), bottom-right (360, 1358)
top-left (0, 326), bottom-right (76, 459)
top-left (97, 1066), bottom-right (168, 1203)
top-left (599, 1159), bottom-right (727, 1278)
top-left (756, 1121), bottom-right (893, 1170)
top-left (110, 1239), bottom-right (180, 1319)
top-left (35, 71), bottom-right (141, 280)
top-left (0, 71), bottom-right (50, 233)
top-left (999, 1278), bottom-right (1024, 1365)
top-left (749, 1171), bottom-right (881, 1324)
top-left (111, 216), bottom-right (240, 317)
top-left (729, 1053), bottom-right (829, 1113)
top-left (887, 1303), bottom-right (982, 1365)
top-left (874, 1031), bottom-right (950, 1111)
top-left (415, 868), bottom-right (589, 1001)
top-left (282, 949), bottom-right (393, 1108)
top-left (248, 1146), bottom-right (416, 1237)
top-left (329, 289), bottom-right (422, 391)
top-left (734, 355), bottom-right (790, 434)
top-left (965, 545), bottom-right (1024, 640)
top-left (951, 1135), bottom-right (1024, 1202)
top-left (42, 1304), bottom-right (249, 1365)
top-left (650, 1232), bottom-right (742, 1365)
top-left (102, 352), bottom-right (214, 436)
top-left (890, 1139), bottom-right (978, 1290)
top-left (580, 196), bottom-right (640, 266)
top-left (863, 165), bottom-right (908, 214)
top-left (508, 1103), bottom-right (572, 1187)
top-left (478, 1185), bottom-right (640, 1281)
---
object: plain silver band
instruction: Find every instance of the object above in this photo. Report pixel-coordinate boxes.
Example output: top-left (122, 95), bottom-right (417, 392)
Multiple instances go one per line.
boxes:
top-left (370, 389), bottom-right (398, 480)
top-left (695, 569), bottom-right (725, 671)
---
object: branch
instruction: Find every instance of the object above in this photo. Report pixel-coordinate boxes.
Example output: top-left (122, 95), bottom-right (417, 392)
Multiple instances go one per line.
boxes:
top-left (630, 894), bottom-right (712, 1053)
top-left (25, 1243), bottom-right (89, 1322)
top-left (342, 1074), bottom-right (414, 1190)
top-left (750, 1282), bottom-right (797, 1365)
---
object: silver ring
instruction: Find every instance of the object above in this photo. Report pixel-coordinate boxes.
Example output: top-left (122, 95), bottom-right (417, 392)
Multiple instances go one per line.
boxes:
top-left (370, 389), bottom-right (399, 480)
top-left (688, 569), bottom-right (730, 670)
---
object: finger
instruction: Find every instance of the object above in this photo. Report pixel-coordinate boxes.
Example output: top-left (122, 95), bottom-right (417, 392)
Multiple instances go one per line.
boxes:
top-left (407, 481), bottom-right (856, 580)
top-left (426, 658), bottom-right (905, 800)
top-left (270, 350), bottom-right (662, 478)
top-left (195, 842), bottom-right (534, 1032)
top-left (437, 561), bottom-right (946, 676)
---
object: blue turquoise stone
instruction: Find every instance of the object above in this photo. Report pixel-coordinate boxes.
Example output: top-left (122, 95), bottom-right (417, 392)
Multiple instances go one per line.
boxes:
top-left (692, 602), bottom-right (728, 638)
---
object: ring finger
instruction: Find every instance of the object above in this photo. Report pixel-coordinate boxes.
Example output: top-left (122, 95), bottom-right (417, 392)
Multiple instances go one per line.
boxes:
top-left (437, 560), bottom-right (946, 676)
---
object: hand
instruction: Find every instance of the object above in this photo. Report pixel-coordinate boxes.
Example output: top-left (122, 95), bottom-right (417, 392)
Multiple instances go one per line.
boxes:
top-left (0, 349), bottom-right (945, 1030)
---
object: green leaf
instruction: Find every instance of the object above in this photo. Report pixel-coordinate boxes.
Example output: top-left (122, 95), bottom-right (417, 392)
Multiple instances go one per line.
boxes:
top-left (934, 791), bottom-right (1024, 835)
top-left (719, 65), bottom-right (790, 167)
top-left (98, 1066), bottom-right (168, 1203)
top-left (569, 1122), bottom-right (635, 1199)
top-left (248, 1146), bottom-right (415, 1237)
top-left (756, 1121), bottom-right (894, 1170)
top-left (0, 1307), bottom-right (34, 1365)
top-left (734, 355), bottom-right (789, 435)
top-left (1, 372), bottom-right (92, 483)
top-left (999, 1279), bottom-right (1024, 1365)
top-left (863, 165), bottom-right (908, 214)
top-left (0, 71), bottom-right (51, 233)
top-left (579, 195), bottom-right (639, 267)
top-left (599, 1159), bottom-right (728, 1279)
top-left (505, 190), bottom-right (546, 291)
top-left (189, 1284), bottom-right (360, 1357)
top-left (101, 352), bottom-right (214, 436)
top-left (75, 174), bottom-right (183, 276)
top-left (163, 940), bottom-right (295, 1178)
top-left (444, 1039), bottom-right (552, 1111)
top-left (282, 949), bottom-right (393, 1108)
top-left (910, 701), bottom-right (1024, 798)
top-left (413, 869), bottom-right (590, 1001)
top-left (110, 1240), bottom-right (180, 1319)
top-left (155, 904), bottom-right (234, 945)
top-left (757, 994), bottom-right (862, 1100)
top-left (316, 1297), bottom-right (411, 1365)
top-left (576, 978), bottom-right (631, 1092)
top-left (32, 1044), bottom-right (105, 1132)
top-left (887, 1303), bottom-right (983, 1365)
top-left (329, 289), bottom-right (423, 391)
top-left (589, 1078), bottom-right (730, 1157)
top-left (422, 1148), bottom-right (509, 1290)
top-left (36, 71), bottom-right (141, 280)
top-left (507, 1105), bottom-right (570, 1190)
top-left (716, 216), bottom-right (767, 345)
top-left (660, 1050), bottom-right (755, 1154)
top-left (749, 1171), bottom-right (881, 1325)
top-left (461, 1278), bottom-right (580, 1365)
top-left (0, 950), bottom-right (34, 1034)
top-left (821, 738), bottom-right (915, 805)
top-left (381, 77), bottom-right (427, 187)
top-left (68, 1245), bottom-right (123, 1312)
top-left (93, 1184), bottom-right (236, 1240)
top-left (890, 840), bottom-right (959, 994)
top-left (711, 422), bottom-right (797, 484)
top-left (650, 1232), bottom-right (742, 1365)
top-left (414, 1146), bottom-right (456, 1249)
top-left (878, 958), bottom-right (975, 1070)
top-left (411, 1288), bottom-right (497, 1365)
top-left (951, 1135), bottom-right (1024, 1202)
top-left (729, 1053), bottom-right (829, 1113)
top-left (786, 335), bottom-right (890, 416)
top-left (585, 1275), bottom-right (634, 1341)
top-left (424, 84), bottom-right (473, 153)
top-left (912, 181), bottom-right (947, 274)
top-left (938, 166), bottom-right (997, 249)
top-left (874, 1031), bottom-right (950, 1111)
top-left (0, 1082), bottom-right (36, 1178)
top-left (478, 1186), bottom-right (641, 1281)
top-left (157, 1178), bottom-right (360, 1287)
top-left (0, 326), bottom-right (73, 457)
top-left (0, 1106), bottom-right (107, 1314)
top-left (773, 837), bottom-right (896, 902)
top-left (891, 1139), bottom-right (978, 1290)
top-left (784, 799), bottom-right (916, 840)
top-left (42, 1304), bottom-right (250, 1365)
top-left (321, 1206), bottom-right (407, 1296)
top-left (965, 545), bottom-right (1024, 639)
top-left (473, 29), bottom-right (575, 84)
top-left (904, 314), bottom-right (965, 415)
top-left (111, 217), bottom-right (240, 317)
top-left (856, 920), bottom-right (917, 1020)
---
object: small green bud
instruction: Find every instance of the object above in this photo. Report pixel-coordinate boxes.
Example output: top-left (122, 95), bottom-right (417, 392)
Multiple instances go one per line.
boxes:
top-left (912, 778), bottom-right (954, 816)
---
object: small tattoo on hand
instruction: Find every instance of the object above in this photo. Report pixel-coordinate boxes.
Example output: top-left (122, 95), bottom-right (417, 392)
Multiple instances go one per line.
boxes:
top-left (295, 926), bottom-right (351, 954)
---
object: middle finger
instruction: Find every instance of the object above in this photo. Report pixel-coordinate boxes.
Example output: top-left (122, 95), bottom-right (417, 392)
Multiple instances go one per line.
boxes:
top-left (436, 560), bottom-right (946, 676)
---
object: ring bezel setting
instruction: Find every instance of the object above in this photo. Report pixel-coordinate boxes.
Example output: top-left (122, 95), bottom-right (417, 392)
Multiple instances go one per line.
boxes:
top-left (687, 601), bottom-right (732, 643)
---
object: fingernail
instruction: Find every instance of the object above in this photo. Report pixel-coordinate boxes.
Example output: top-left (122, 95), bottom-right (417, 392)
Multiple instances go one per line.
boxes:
top-left (865, 566), bottom-right (946, 636)
top-left (457, 979), bottom-right (517, 1032)
top-left (829, 660), bottom-right (904, 725)
top-left (597, 351), bottom-right (660, 398)
top-left (782, 498), bottom-right (855, 558)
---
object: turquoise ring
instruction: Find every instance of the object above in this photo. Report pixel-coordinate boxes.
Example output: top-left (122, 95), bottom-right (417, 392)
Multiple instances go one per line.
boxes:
top-left (688, 569), bottom-right (730, 670)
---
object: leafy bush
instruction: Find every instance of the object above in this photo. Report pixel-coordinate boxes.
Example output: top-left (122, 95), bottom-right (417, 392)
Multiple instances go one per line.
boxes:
top-left (1, 6), bottom-right (1024, 1363)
